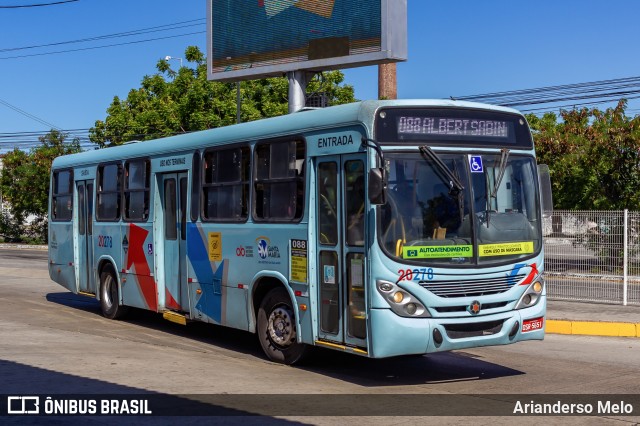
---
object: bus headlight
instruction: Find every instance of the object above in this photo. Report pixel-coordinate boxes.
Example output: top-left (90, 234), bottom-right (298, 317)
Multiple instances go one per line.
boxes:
top-left (376, 280), bottom-right (431, 318)
top-left (515, 278), bottom-right (544, 310)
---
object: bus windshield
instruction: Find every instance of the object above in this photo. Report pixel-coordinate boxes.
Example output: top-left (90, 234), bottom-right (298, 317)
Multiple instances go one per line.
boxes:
top-left (379, 151), bottom-right (541, 265)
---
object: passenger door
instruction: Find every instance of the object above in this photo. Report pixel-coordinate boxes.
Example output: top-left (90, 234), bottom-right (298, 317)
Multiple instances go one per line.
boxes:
top-left (76, 180), bottom-right (95, 294)
top-left (159, 172), bottom-right (189, 311)
top-left (315, 154), bottom-right (367, 349)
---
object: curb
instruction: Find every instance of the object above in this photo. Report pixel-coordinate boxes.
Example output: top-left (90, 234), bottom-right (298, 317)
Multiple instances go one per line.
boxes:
top-left (0, 244), bottom-right (47, 250)
top-left (547, 319), bottom-right (640, 338)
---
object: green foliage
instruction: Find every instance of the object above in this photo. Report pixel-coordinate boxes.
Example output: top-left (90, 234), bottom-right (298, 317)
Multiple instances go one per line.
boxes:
top-left (89, 46), bottom-right (356, 147)
top-left (0, 130), bottom-right (81, 242)
top-left (527, 100), bottom-right (640, 210)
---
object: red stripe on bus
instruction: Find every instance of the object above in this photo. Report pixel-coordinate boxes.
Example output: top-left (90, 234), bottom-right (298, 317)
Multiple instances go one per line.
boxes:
top-left (126, 224), bottom-right (158, 311)
top-left (520, 263), bottom-right (538, 285)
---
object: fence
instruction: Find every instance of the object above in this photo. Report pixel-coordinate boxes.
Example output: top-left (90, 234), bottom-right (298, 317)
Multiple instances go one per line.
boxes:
top-left (544, 210), bottom-right (640, 305)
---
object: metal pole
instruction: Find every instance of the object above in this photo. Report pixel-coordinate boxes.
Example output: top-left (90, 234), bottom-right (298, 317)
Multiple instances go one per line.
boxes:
top-left (623, 209), bottom-right (628, 306)
top-left (288, 71), bottom-right (309, 114)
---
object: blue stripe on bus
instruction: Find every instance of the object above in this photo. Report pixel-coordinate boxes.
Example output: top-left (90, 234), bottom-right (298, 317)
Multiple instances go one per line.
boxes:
top-left (187, 223), bottom-right (222, 323)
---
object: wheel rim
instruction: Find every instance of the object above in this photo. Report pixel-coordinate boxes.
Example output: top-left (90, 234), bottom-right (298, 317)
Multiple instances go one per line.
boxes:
top-left (267, 305), bottom-right (295, 348)
top-left (103, 274), bottom-right (115, 309)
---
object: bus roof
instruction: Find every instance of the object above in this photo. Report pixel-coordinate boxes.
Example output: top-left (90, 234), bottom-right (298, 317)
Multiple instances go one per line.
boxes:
top-left (52, 99), bottom-right (524, 169)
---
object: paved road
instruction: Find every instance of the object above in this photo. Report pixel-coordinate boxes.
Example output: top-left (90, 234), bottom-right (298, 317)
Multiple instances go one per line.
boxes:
top-left (1, 248), bottom-right (639, 424)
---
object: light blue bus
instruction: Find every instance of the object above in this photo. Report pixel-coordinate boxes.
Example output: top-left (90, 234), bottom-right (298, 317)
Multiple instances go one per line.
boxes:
top-left (48, 100), bottom-right (551, 364)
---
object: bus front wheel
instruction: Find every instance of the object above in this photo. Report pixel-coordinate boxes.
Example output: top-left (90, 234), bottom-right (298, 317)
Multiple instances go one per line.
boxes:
top-left (257, 288), bottom-right (307, 365)
top-left (99, 265), bottom-right (128, 320)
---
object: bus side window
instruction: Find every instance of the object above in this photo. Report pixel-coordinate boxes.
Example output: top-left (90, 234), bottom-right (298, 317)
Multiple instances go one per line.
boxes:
top-left (202, 146), bottom-right (250, 222)
top-left (51, 169), bottom-right (73, 221)
top-left (96, 163), bottom-right (122, 221)
top-left (191, 151), bottom-right (200, 222)
top-left (253, 139), bottom-right (305, 222)
top-left (124, 159), bottom-right (150, 222)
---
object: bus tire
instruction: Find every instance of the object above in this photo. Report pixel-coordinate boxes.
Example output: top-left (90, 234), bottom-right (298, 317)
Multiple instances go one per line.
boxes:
top-left (257, 287), bottom-right (307, 365)
top-left (99, 265), bottom-right (128, 320)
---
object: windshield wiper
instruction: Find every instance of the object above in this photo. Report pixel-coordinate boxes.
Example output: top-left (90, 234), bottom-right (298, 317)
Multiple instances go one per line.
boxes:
top-left (419, 145), bottom-right (465, 194)
top-left (490, 148), bottom-right (510, 199)
top-left (420, 145), bottom-right (466, 225)
top-left (483, 148), bottom-right (510, 228)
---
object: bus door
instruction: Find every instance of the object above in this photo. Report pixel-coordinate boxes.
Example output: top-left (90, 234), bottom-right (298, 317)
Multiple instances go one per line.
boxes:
top-left (159, 172), bottom-right (189, 312)
top-left (76, 180), bottom-right (95, 294)
top-left (315, 154), bottom-right (367, 349)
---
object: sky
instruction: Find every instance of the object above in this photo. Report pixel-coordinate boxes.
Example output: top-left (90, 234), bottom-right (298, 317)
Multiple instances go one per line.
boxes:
top-left (1, 0), bottom-right (640, 152)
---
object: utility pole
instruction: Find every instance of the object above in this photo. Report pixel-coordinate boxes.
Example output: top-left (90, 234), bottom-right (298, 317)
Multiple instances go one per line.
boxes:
top-left (378, 63), bottom-right (397, 100)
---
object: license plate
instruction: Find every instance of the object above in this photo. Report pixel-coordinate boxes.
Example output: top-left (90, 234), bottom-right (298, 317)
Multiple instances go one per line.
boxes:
top-left (522, 317), bottom-right (544, 332)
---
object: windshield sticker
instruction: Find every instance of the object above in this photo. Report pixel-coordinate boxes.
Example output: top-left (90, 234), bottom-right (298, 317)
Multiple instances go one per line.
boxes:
top-left (479, 242), bottom-right (534, 257)
top-left (469, 155), bottom-right (484, 173)
top-left (403, 245), bottom-right (473, 259)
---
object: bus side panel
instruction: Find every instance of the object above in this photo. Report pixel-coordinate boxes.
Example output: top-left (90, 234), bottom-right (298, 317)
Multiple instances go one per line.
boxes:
top-left (189, 223), bottom-right (311, 337)
top-left (121, 222), bottom-right (158, 312)
top-left (48, 221), bottom-right (76, 293)
top-left (93, 222), bottom-right (122, 298)
top-left (223, 287), bottom-right (249, 331)
top-left (186, 223), bottom-right (224, 325)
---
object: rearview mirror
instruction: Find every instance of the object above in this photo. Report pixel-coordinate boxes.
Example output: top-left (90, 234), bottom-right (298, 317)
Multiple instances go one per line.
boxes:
top-left (368, 168), bottom-right (386, 205)
top-left (537, 164), bottom-right (553, 218)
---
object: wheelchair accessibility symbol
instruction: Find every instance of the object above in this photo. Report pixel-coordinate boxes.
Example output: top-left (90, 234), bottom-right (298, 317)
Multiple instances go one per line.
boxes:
top-left (469, 156), bottom-right (483, 173)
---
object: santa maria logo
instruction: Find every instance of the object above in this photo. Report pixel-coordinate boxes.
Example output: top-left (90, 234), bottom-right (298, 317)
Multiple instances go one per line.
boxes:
top-left (257, 237), bottom-right (270, 259)
top-left (256, 236), bottom-right (281, 263)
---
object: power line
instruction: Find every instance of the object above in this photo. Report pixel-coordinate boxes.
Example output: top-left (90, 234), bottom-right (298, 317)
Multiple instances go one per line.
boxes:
top-left (0, 19), bottom-right (205, 53)
top-left (0, 98), bottom-right (60, 130)
top-left (0, 127), bottom-right (194, 149)
top-left (519, 95), bottom-right (640, 114)
top-left (0, 0), bottom-right (78, 8)
top-left (454, 76), bottom-right (640, 113)
top-left (0, 30), bottom-right (205, 60)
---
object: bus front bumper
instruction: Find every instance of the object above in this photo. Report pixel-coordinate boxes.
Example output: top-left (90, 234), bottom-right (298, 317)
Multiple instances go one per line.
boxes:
top-left (368, 296), bottom-right (546, 358)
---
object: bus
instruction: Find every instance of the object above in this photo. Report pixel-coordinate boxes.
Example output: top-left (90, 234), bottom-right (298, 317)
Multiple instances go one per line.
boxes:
top-left (48, 99), bottom-right (552, 364)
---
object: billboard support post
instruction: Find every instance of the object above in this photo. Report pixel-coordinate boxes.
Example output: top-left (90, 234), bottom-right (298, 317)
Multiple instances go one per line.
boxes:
top-left (288, 71), bottom-right (315, 114)
top-left (378, 63), bottom-right (397, 100)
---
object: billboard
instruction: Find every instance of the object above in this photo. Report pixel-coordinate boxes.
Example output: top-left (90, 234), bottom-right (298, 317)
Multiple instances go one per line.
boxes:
top-left (207, 0), bottom-right (407, 82)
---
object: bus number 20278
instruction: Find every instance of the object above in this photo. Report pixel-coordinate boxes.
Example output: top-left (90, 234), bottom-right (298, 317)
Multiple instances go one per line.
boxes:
top-left (398, 268), bottom-right (434, 282)
top-left (98, 235), bottom-right (113, 248)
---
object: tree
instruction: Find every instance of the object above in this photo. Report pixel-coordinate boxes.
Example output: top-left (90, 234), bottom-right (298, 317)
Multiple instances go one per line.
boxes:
top-left (0, 130), bottom-right (81, 242)
top-left (527, 100), bottom-right (640, 210)
top-left (528, 101), bottom-right (640, 262)
top-left (90, 46), bottom-right (357, 147)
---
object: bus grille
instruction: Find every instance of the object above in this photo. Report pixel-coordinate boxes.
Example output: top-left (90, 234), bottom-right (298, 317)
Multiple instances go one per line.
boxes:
top-left (419, 274), bottom-right (526, 298)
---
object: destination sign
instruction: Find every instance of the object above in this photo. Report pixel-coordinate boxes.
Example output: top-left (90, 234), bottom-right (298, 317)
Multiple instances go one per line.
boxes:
top-left (398, 117), bottom-right (510, 139)
top-left (375, 108), bottom-right (533, 148)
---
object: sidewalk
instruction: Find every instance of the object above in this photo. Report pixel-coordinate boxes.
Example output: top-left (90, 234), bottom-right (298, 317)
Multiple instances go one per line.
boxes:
top-left (547, 300), bottom-right (640, 338)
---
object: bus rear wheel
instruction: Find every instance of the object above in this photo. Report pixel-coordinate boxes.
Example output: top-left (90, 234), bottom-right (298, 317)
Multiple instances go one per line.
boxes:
top-left (99, 265), bottom-right (128, 320)
top-left (257, 287), bottom-right (307, 365)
